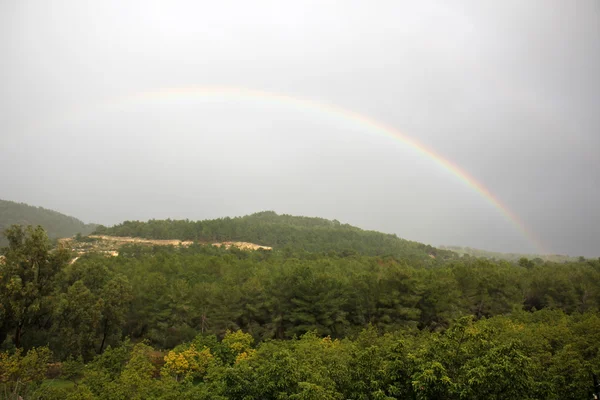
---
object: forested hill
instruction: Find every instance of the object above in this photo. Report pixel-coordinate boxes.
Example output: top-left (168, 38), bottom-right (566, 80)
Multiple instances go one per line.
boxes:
top-left (0, 199), bottom-right (96, 246)
top-left (94, 211), bottom-right (456, 261)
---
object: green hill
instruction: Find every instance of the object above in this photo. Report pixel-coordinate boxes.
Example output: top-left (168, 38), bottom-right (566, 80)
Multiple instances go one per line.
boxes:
top-left (94, 211), bottom-right (457, 261)
top-left (0, 199), bottom-right (97, 246)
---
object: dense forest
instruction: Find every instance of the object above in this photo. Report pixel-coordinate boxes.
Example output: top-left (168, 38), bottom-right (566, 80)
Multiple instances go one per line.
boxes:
top-left (0, 199), bottom-right (97, 247)
top-left (1, 223), bottom-right (599, 399)
top-left (94, 211), bottom-right (456, 263)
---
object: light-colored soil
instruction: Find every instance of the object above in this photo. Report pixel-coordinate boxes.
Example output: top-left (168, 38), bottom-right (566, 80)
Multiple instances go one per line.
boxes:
top-left (87, 235), bottom-right (194, 247)
top-left (212, 241), bottom-right (272, 251)
top-left (59, 235), bottom-right (271, 264)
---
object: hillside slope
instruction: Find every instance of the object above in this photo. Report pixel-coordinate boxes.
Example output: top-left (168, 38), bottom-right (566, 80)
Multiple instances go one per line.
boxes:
top-left (0, 199), bottom-right (97, 246)
top-left (94, 211), bottom-right (456, 261)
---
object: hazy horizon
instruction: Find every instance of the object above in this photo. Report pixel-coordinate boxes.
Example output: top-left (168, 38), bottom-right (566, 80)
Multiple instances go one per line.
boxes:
top-left (1, 1), bottom-right (599, 256)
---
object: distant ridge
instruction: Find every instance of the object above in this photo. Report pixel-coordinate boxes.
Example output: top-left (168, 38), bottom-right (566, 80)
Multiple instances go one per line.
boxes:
top-left (0, 199), bottom-right (97, 246)
top-left (439, 245), bottom-right (578, 263)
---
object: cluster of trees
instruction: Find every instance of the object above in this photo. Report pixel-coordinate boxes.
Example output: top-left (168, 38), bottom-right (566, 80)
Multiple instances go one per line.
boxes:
top-left (0, 226), bottom-right (131, 359)
top-left (1, 224), bottom-right (599, 398)
top-left (94, 212), bottom-right (456, 262)
top-left (4, 313), bottom-right (600, 399)
top-left (0, 199), bottom-right (96, 247)
top-left (31, 241), bottom-right (597, 349)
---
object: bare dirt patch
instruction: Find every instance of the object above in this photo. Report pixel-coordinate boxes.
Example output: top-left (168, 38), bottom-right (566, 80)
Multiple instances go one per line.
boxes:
top-left (87, 235), bottom-right (194, 247)
top-left (60, 235), bottom-right (271, 264)
top-left (212, 241), bottom-right (272, 251)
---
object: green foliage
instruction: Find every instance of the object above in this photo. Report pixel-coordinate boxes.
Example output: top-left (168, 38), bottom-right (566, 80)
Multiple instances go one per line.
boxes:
top-left (0, 225), bottom-right (71, 348)
top-left (0, 346), bottom-right (52, 399)
top-left (61, 356), bottom-right (85, 383)
top-left (0, 224), bottom-right (599, 399)
top-left (4, 307), bottom-right (600, 400)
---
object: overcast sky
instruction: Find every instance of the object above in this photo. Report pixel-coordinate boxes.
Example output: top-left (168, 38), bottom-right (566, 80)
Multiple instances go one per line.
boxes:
top-left (1, 0), bottom-right (599, 256)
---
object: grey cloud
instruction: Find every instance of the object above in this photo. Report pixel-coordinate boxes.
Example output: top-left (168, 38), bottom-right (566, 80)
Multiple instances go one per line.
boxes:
top-left (1, 0), bottom-right (598, 256)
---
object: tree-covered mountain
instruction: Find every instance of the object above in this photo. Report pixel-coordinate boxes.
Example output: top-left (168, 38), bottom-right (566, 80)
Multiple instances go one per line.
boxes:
top-left (0, 199), bottom-right (97, 246)
top-left (94, 211), bottom-right (457, 262)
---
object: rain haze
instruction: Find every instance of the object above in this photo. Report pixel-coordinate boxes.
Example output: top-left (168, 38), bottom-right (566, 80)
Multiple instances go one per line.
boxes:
top-left (1, 1), bottom-right (599, 256)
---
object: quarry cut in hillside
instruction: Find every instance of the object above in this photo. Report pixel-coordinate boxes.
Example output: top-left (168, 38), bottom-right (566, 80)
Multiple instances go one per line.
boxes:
top-left (58, 234), bottom-right (272, 264)
top-left (83, 235), bottom-right (272, 250)
top-left (87, 235), bottom-right (195, 247)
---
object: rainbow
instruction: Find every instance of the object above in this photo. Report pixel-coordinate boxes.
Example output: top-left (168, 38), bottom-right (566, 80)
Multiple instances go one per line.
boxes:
top-left (56, 86), bottom-right (548, 254)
